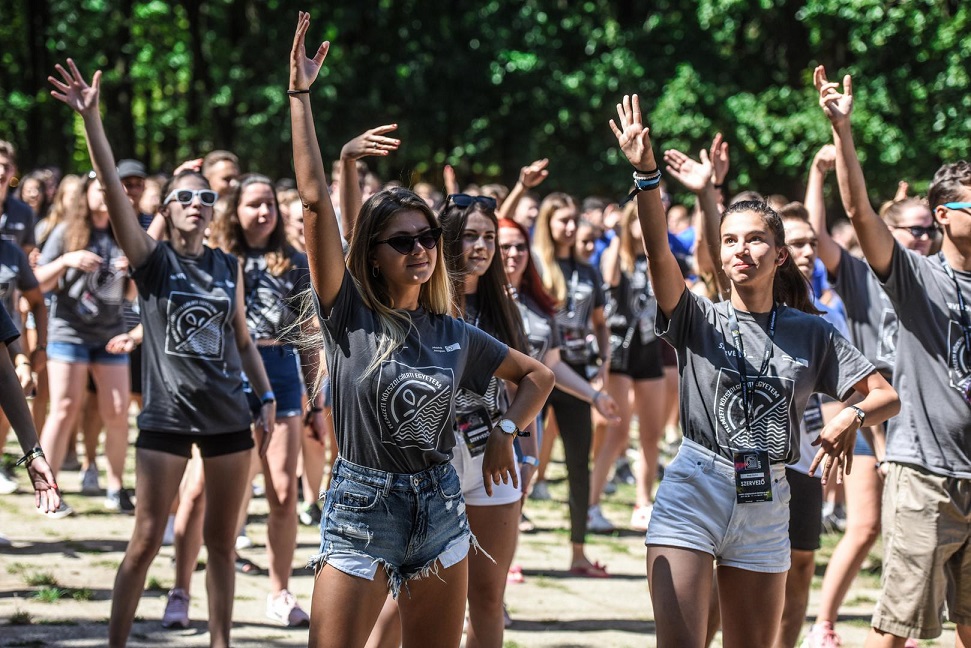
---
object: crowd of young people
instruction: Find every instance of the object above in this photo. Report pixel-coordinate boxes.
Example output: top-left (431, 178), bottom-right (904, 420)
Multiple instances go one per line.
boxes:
top-left (0, 12), bottom-right (968, 648)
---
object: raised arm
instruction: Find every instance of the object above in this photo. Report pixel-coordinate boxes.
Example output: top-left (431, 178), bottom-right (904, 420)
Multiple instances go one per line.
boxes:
top-left (814, 66), bottom-right (895, 278)
top-left (288, 12), bottom-right (342, 311)
top-left (805, 144), bottom-right (842, 274)
top-left (610, 95), bottom-right (686, 317)
top-left (339, 124), bottom-right (400, 236)
top-left (663, 146), bottom-right (727, 298)
top-left (48, 60), bottom-right (155, 268)
top-left (496, 158), bottom-right (549, 222)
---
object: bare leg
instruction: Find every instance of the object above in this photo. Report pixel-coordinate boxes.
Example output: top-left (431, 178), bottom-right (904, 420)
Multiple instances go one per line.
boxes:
top-left (108, 448), bottom-right (187, 646)
top-left (774, 549), bottom-right (816, 648)
top-left (632, 377), bottom-right (665, 508)
top-left (466, 503), bottom-right (520, 648)
top-left (173, 453), bottom-right (206, 593)
top-left (259, 415), bottom-right (302, 595)
top-left (589, 373), bottom-right (632, 509)
top-left (80, 389), bottom-right (101, 472)
top-left (864, 629), bottom-right (908, 647)
top-left (309, 565), bottom-right (393, 648)
top-left (201, 449), bottom-right (252, 648)
top-left (363, 595), bottom-right (402, 648)
top-left (38, 359), bottom-right (89, 476)
top-left (89, 363), bottom-right (131, 493)
top-left (398, 557), bottom-right (469, 648)
top-left (536, 406), bottom-right (558, 485)
top-left (717, 565), bottom-right (787, 648)
top-left (647, 545), bottom-right (715, 648)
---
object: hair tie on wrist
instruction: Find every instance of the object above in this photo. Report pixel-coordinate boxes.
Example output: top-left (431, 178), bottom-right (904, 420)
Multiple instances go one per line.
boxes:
top-left (634, 166), bottom-right (659, 175)
top-left (287, 89), bottom-right (311, 96)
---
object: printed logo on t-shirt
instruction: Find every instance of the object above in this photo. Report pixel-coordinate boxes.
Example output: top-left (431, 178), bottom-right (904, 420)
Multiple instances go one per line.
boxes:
top-left (376, 360), bottom-right (454, 450)
top-left (876, 307), bottom-right (897, 365)
top-left (455, 376), bottom-right (504, 420)
top-left (165, 291), bottom-right (230, 360)
top-left (246, 273), bottom-right (297, 338)
top-left (948, 321), bottom-right (971, 403)
top-left (714, 368), bottom-right (794, 459)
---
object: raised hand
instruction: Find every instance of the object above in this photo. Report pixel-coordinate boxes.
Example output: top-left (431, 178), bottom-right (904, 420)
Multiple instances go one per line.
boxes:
top-left (290, 11), bottom-right (330, 92)
top-left (893, 180), bottom-right (910, 202)
top-left (48, 59), bottom-right (101, 118)
top-left (609, 94), bottom-right (657, 171)
top-left (814, 65), bottom-right (854, 128)
top-left (443, 164), bottom-right (459, 195)
top-left (518, 158), bottom-right (550, 188)
top-left (663, 148), bottom-right (714, 194)
top-left (341, 124), bottom-right (401, 161)
top-left (709, 133), bottom-right (730, 186)
top-left (812, 144), bottom-right (837, 174)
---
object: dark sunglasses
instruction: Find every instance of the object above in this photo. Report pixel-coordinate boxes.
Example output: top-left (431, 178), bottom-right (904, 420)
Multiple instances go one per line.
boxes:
top-left (375, 228), bottom-right (442, 255)
top-left (500, 242), bottom-right (528, 254)
top-left (891, 224), bottom-right (939, 239)
top-left (164, 189), bottom-right (219, 207)
top-left (445, 193), bottom-right (498, 211)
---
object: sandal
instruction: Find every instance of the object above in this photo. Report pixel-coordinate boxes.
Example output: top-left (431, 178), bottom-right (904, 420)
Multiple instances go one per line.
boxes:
top-left (506, 564), bottom-right (525, 584)
top-left (234, 554), bottom-right (263, 575)
top-left (568, 561), bottom-right (610, 578)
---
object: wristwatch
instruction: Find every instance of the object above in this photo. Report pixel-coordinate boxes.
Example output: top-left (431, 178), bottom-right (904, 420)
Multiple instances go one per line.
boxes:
top-left (496, 418), bottom-right (530, 437)
top-left (848, 405), bottom-right (866, 427)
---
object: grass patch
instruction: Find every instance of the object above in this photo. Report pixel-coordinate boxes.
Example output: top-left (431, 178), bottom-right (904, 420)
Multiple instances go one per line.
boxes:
top-left (71, 587), bottom-right (94, 602)
top-left (37, 619), bottom-right (79, 626)
top-left (24, 572), bottom-right (58, 587)
top-left (145, 577), bottom-right (166, 592)
top-left (8, 608), bottom-right (33, 625)
top-left (92, 559), bottom-right (120, 570)
top-left (33, 586), bottom-right (66, 602)
top-left (6, 561), bottom-right (28, 575)
top-left (531, 576), bottom-right (569, 592)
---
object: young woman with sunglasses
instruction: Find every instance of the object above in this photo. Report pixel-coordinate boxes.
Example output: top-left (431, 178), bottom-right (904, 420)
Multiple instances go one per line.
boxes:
top-left (49, 59), bottom-right (276, 648)
top-left (531, 191), bottom-right (614, 576)
top-left (288, 14), bottom-right (553, 648)
top-left (610, 93), bottom-right (899, 647)
top-left (33, 169), bottom-right (132, 518)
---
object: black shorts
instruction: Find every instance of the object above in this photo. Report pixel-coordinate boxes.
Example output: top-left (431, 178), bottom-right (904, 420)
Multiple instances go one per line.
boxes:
top-left (786, 467), bottom-right (823, 551)
top-left (609, 333), bottom-right (664, 381)
top-left (135, 429), bottom-right (254, 459)
top-left (129, 345), bottom-right (143, 396)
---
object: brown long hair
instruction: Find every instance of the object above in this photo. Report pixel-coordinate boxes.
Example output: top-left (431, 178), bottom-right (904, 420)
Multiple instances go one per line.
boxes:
top-left (722, 200), bottom-right (820, 315)
top-left (37, 174), bottom-right (82, 248)
top-left (211, 173), bottom-right (293, 276)
top-left (532, 192), bottom-right (578, 306)
top-left (498, 217), bottom-right (557, 316)
top-left (63, 172), bottom-right (111, 253)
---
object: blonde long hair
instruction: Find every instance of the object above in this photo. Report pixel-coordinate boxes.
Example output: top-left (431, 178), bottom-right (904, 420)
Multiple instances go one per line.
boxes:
top-left (532, 192), bottom-right (577, 307)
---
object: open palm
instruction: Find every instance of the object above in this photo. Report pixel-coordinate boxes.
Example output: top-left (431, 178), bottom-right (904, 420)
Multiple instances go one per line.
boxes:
top-left (664, 149), bottom-right (713, 194)
top-left (290, 11), bottom-right (330, 91)
top-left (48, 59), bottom-right (101, 117)
top-left (814, 65), bottom-right (854, 127)
top-left (609, 94), bottom-right (656, 171)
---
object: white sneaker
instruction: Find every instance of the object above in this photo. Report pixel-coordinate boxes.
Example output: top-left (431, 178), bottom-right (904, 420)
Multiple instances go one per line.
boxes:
top-left (801, 622), bottom-right (842, 648)
top-left (266, 589), bottom-right (310, 627)
top-left (161, 588), bottom-right (190, 629)
top-left (587, 505), bottom-right (615, 534)
top-left (80, 465), bottom-right (101, 495)
top-left (0, 469), bottom-right (18, 494)
top-left (528, 480), bottom-right (551, 501)
top-left (235, 533), bottom-right (253, 550)
top-left (630, 505), bottom-right (653, 531)
top-left (40, 499), bottom-right (75, 519)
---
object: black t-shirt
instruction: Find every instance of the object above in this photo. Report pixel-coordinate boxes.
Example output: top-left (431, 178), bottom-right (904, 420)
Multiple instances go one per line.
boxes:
top-left (606, 255), bottom-right (657, 344)
top-left (517, 292), bottom-right (561, 361)
top-left (1, 196), bottom-right (37, 249)
top-left (242, 250), bottom-right (311, 342)
top-left (553, 257), bottom-right (605, 366)
top-left (0, 300), bottom-right (20, 345)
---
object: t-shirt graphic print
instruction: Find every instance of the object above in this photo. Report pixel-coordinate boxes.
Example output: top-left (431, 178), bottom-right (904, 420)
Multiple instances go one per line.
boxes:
top-left (714, 370), bottom-right (795, 455)
top-left (948, 320), bottom-right (971, 400)
top-left (165, 291), bottom-right (230, 360)
top-left (377, 360), bottom-right (454, 450)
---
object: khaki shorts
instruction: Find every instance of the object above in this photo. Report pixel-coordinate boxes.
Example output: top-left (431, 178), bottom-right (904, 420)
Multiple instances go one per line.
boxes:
top-left (872, 462), bottom-right (971, 639)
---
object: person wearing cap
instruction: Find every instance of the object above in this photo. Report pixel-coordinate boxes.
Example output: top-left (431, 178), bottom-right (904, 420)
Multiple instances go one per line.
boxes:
top-left (117, 159), bottom-right (154, 230)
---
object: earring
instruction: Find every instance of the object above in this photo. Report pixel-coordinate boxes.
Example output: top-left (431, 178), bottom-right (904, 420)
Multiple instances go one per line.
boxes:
top-left (372, 266), bottom-right (380, 278)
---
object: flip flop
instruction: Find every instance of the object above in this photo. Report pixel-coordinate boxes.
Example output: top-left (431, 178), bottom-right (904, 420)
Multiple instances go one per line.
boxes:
top-left (234, 555), bottom-right (263, 575)
top-left (506, 564), bottom-right (525, 584)
top-left (569, 561), bottom-right (610, 578)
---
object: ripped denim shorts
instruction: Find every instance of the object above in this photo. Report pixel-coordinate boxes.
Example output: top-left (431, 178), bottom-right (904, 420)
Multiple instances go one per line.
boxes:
top-left (309, 456), bottom-right (476, 598)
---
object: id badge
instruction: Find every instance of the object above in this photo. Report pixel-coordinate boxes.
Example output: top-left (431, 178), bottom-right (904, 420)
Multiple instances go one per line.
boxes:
top-left (733, 449), bottom-right (772, 504)
top-left (456, 406), bottom-right (493, 458)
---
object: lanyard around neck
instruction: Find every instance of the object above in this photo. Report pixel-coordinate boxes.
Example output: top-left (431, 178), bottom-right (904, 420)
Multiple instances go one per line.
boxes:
top-left (727, 303), bottom-right (779, 435)
top-left (940, 253), bottom-right (971, 361)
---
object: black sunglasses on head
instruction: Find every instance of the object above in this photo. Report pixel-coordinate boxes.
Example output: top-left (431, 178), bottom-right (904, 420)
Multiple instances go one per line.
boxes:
top-left (445, 193), bottom-right (498, 211)
top-left (375, 228), bottom-right (442, 255)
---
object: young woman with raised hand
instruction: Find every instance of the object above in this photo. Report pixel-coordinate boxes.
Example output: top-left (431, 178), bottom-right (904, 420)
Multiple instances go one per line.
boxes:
top-left (288, 13), bottom-right (553, 648)
top-left (609, 93), bottom-right (899, 648)
top-left (49, 58), bottom-right (276, 648)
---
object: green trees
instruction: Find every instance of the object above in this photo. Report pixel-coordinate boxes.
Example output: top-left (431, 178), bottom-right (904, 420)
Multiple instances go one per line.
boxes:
top-left (2, 0), bottom-right (968, 203)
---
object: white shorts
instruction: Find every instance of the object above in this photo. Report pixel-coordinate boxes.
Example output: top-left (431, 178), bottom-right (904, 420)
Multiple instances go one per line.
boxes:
top-left (450, 430), bottom-right (522, 507)
top-left (646, 437), bottom-right (791, 573)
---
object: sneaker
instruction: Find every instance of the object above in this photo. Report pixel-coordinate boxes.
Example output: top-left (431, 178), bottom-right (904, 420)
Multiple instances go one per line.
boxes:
top-left (630, 505), bottom-right (653, 531)
top-left (298, 501), bottom-right (322, 527)
top-left (161, 588), bottom-right (190, 629)
top-left (801, 622), bottom-right (842, 648)
top-left (266, 589), bottom-right (310, 627)
top-left (613, 459), bottom-right (636, 485)
top-left (602, 480), bottom-right (617, 496)
top-left (0, 531), bottom-right (11, 547)
top-left (161, 514), bottom-right (176, 547)
top-left (528, 480), bottom-right (551, 501)
top-left (80, 465), bottom-right (101, 495)
top-left (40, 499), bottom-right (74, 519)
top-left (587, 505), bottom-right (615, 534)
top-left (0, 468), bottom-right (18, 495)
top-left (236, 532), bottom-right (253, 550)
top-left (105, 489), bottom-right (135, 514)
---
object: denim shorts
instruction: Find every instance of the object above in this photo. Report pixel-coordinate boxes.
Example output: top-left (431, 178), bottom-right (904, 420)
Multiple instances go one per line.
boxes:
top-left (258, 344), bottom-right (304, 418)
top-left (310, 457), bottom-right (477, 598)
top-left (647, 437), bottom-right (791, 573)
top-left (48, 341), bottom-right (129, 365)
top-left (854, 428), bottom-right (876, 457)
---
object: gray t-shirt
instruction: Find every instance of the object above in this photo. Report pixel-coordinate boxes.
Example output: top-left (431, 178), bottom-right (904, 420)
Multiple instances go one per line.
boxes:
top-left (0, 239), bottom-right (38, 332)
top-left (658, 290), bottom-right (874, 464)
top-left (318, 271), bottom-right (509, 474)
top-left (132, 242), bottom-right (252, 434)
top-left (829, 248), bottom-right (897, 377)
top-left (242, 250), bottom-right (311, 342)
top-left (1, 196), bottom-right (37, 249)
top-left (39, 223), bottom-right (125, 345)
top-left (517, 292), bottom-right (561, 361)
top-left (553, 257), bottom-right (605, 367)
top-left (880, 244), bottom-right (971, 477)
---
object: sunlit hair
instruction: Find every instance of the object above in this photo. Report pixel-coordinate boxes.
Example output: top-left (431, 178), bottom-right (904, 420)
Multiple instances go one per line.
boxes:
top-left (721, 200), bottom-right (820, 314)
top-left (928, 160), bottom-right (971, 209)
top-left (533, 192), bottom-right (578, 306)
top-left (440, 200), bottom-right (527, 353)
top-left (37, 174), bottom-right (82, 247)
top-left (878, 196), bottom-right (930, 228)
top-left (349, 187), bottom-right (453, 377)
top-left (498, 217), bottom-right (557, 316)
top-left (211, 173), bottom-right (293, 276)
top-left (63, 171), bottom-right (112, 253)
top-left (618, 201), bottom-right (643, 276)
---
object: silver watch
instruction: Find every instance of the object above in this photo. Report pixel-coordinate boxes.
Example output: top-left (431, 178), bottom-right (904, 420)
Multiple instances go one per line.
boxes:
top-left (496, 419), bottom-right (519, 436)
